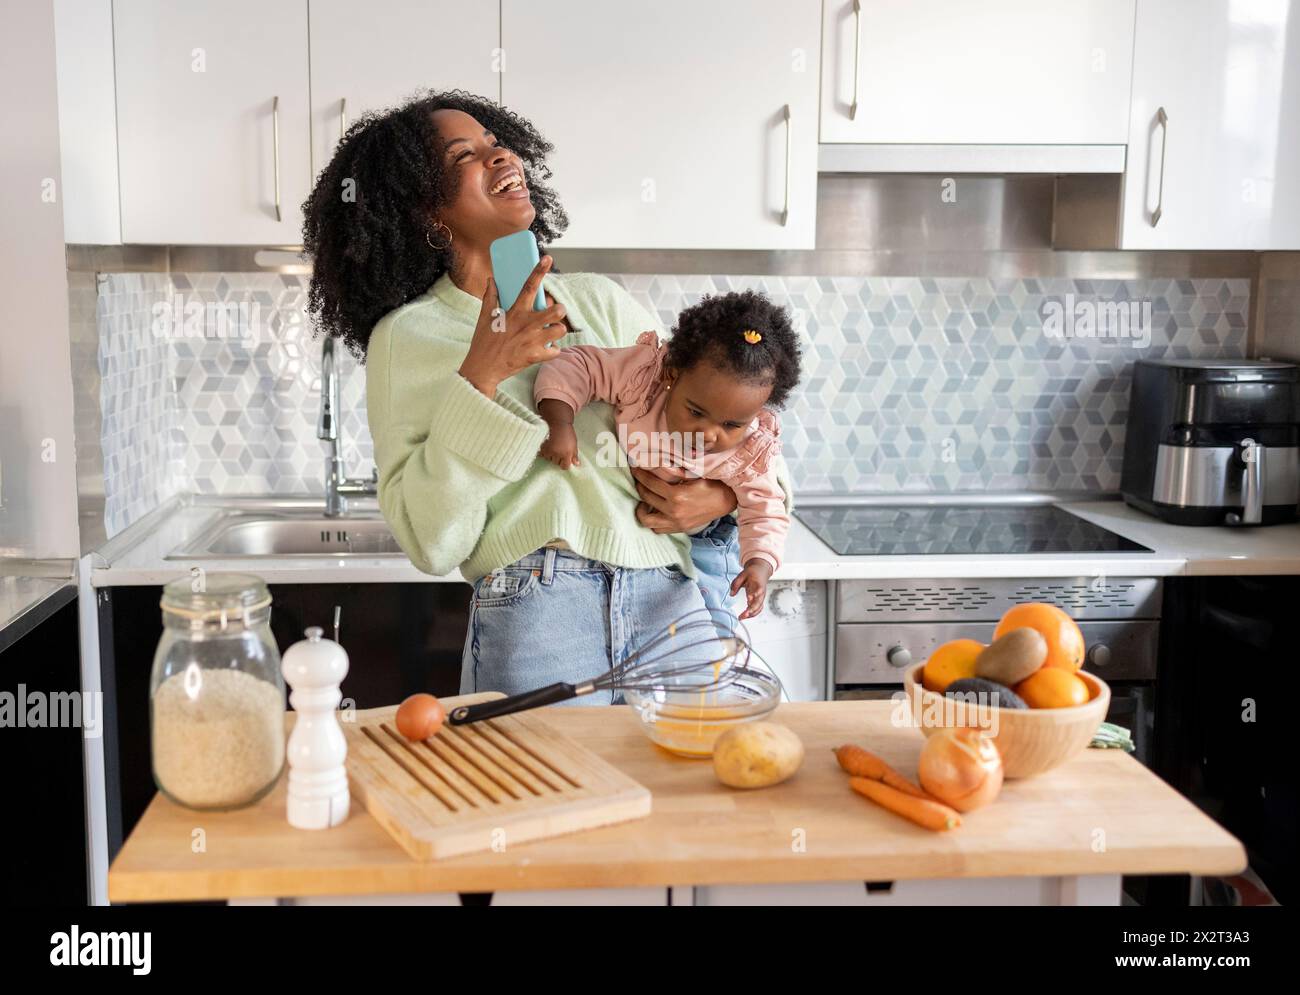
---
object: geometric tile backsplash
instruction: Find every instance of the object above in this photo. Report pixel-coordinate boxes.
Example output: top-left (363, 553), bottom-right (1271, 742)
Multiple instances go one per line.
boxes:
top-left (98, 271), bottom-right (1249, 536)
top-left (626, 275), bottom-right (1250, 494)
top-left (98, 272), bottom-right (182, 535)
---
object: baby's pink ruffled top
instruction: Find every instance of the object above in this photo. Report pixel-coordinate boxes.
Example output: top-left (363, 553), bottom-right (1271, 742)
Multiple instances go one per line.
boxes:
top-left (534, 332), bottom-right (788, 571)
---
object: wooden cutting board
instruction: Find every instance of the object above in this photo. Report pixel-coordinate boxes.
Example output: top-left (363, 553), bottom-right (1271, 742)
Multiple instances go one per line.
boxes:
top-left (343, 693), bottom-right (651, 861)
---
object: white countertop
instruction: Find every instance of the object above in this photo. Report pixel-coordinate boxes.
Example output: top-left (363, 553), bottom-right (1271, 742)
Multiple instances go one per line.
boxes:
top-left (86, 493), bottom-right (1300, 587)
top-left (1060, 499), bottom-right (1300, 576)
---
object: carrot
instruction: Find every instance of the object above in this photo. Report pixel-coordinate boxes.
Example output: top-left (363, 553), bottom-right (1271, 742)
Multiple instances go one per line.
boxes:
top-left (849, 777), bottom-right (962, 832)
top-left (833, 744), bottom-right (928, 798)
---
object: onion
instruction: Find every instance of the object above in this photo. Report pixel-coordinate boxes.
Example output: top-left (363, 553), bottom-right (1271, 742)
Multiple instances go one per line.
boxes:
top-left (918, 728), bottom-right (1003, 812)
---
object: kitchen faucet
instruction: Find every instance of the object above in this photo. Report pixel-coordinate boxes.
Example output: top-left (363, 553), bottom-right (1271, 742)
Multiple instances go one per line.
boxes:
top-left (317, 336), bottom-right (377, 517)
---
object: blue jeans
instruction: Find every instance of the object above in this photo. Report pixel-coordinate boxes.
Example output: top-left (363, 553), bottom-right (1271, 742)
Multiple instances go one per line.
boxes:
top-left (690, 516), bottom-right (744, 619)
top-left (460, 547), bottom-right (712, 706)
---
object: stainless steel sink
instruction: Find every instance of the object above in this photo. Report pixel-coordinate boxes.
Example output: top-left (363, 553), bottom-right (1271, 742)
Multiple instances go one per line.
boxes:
top-left (166, 511), bottom-right (406, 559)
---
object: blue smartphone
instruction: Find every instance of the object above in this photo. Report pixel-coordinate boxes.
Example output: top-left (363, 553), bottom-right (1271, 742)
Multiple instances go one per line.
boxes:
top-left (490, 230), bottom-right (547, 312)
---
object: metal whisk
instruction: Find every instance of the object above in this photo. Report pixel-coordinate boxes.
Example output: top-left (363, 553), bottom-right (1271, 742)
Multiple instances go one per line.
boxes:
top-left (447, 608), bottom-right (753, 725)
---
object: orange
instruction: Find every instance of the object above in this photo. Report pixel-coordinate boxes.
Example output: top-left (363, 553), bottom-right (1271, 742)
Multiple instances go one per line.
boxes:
top-left (922, 639), bottom-right (984, 693)
top-left (1015, 668), bottom-right (1089, 709)
top-left (994, 602), bottom-right (1085, 672)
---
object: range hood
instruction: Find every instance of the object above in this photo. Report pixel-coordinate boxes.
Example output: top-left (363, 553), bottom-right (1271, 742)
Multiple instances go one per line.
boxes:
top-left (817, 151), bottom-right (1128, 250)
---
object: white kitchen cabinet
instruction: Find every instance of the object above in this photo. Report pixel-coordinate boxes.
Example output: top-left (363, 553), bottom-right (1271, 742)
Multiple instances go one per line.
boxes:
top-left (1120, 0), bottom-right (1300, 249)
top-left (694, 876), bottom-right (1122, 905)
top-left (113, 0), bottom-right (311, 244)
top-left (53, 0), bottom-right (121, 244)
top-left (820, 0), bottom-right (1135, 145)
top-left (308, 0), bottom-right (500, 180)
top-left (232, 877), bottom-right (1121, 906)
top-left (500, 0), bottom-right (820, 249)
top-left (1, 0), bottom-right (80, 557)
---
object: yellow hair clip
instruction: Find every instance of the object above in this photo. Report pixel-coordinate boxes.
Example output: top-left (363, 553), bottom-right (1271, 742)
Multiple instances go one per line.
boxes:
top-left (742, 329), bottom-right (763, 344)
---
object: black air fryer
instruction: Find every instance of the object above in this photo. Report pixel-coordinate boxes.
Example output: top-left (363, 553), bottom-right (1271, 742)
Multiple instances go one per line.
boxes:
top-left (1121, 359), bottom-right (1300, 526)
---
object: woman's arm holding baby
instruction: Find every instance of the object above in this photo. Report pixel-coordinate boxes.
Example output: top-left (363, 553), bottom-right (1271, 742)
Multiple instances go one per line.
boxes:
top-left (631, 450), bottom-right (792, 537)
top-left (632, 469), bottom-right (739, 534)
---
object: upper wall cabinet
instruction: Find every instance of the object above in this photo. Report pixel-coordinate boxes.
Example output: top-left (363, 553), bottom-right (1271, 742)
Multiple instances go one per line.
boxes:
top-left (820, 0), bottom-right (1135, 145)
top-left (53, 0), bottom-right (120, 245)
top-left (308, 0), bottom-right (499, 181)
top-left (500, 0), bottom-right (821, 249)
top-left (1120, 0), bottom-right (1300, 249)
top-left (114, 0), bottom-right (311, 244)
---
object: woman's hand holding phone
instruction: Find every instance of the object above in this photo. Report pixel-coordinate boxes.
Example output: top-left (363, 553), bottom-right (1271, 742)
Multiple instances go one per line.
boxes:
top-left (458, 256), bottom-right (567, 398)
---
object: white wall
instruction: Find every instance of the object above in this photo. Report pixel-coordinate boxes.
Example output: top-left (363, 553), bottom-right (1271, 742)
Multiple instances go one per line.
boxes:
top-left (1256, 253), bottom-right (1300, 362)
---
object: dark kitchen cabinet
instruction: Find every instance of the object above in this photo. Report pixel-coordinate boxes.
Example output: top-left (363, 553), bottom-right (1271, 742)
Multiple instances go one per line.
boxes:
top-left (99, 582), bottom-right (471, 856)
top-left (0, 593), bottom-right (88, 906)
top-left (1152, 575), bottom-right (1298, 906)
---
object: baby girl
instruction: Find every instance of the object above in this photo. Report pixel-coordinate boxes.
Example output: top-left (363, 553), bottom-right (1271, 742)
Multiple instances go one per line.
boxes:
top-left (534, 290), bottom-right (802, 619)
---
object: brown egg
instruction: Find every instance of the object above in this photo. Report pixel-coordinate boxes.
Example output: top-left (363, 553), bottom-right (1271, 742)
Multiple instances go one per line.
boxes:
top-left (395, 693), bottom-right (445, 741)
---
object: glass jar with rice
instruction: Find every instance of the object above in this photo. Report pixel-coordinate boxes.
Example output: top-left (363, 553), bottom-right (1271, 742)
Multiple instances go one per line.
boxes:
top-left (149, 573), bottom-right (286, 810)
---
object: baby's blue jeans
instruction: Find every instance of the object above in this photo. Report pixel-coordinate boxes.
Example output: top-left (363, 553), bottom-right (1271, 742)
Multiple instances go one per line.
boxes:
top-left (689, 516), bottom-right (745, 619)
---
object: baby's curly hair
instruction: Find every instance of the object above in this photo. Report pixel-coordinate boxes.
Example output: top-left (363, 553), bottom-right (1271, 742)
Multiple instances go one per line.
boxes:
top-left (301, 90), bottom-right (568, 359)
top-left (664, 290), bottom-right (802, 409)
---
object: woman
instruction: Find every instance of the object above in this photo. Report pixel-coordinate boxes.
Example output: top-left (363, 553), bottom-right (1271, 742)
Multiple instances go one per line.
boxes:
top-left (302, 91), bottom-right (781, 702)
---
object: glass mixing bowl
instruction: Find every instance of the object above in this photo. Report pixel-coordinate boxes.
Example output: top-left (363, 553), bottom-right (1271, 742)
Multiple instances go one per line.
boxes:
top-left (623, 666), bottom-right (783, 758)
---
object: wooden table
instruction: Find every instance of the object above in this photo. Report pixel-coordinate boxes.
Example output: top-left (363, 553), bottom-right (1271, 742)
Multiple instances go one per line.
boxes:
top-left (108, 701), bottom-right (1245, 906)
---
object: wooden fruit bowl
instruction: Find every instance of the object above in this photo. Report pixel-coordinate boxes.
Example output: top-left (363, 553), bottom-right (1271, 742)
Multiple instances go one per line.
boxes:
top-left (902, 662), bottom-right (1110, 778)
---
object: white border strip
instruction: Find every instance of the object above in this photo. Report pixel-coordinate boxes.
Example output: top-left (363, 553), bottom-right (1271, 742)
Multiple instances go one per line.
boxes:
top-left (819, 143), bottom-right (1126, 174)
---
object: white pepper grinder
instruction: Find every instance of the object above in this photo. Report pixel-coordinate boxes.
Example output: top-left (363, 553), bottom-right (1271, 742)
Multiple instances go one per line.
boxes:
top-left (281, 626), bottom-right (350, 829)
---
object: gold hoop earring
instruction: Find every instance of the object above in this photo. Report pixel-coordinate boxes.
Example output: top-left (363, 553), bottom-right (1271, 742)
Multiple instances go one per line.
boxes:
top-left (426, 222), bottom-right (453, 250)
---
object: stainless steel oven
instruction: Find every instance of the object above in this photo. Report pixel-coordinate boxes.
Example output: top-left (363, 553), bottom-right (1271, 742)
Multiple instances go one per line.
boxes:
top-left (832, 576), bottom-right (1160, 766)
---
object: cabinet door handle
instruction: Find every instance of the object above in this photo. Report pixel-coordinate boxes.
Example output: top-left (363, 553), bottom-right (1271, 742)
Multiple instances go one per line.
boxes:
top-left (340, 97), bottom-right (347, 140)
top-left (849, 0), bottom-right (862, 120)
top-left (1151, 106), bottom-right (1168, 227)
top-left (780, 103), bottom-right (792, 227)
top-left (272, 95), bottom-right (282, 223)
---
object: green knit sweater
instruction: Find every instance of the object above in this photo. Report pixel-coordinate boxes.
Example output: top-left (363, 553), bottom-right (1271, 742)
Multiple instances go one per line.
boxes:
top-left (369, 271), bottom-right (788, 582)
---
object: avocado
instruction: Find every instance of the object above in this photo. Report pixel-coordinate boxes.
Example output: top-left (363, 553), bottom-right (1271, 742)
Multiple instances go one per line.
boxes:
top-left (945, 677), bottom-right (1028, 709)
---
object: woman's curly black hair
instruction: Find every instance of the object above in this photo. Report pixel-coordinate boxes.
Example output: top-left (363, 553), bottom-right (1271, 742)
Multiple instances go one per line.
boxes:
top-left (664, 290), bottom-right (803, 409)
top-left (301, 90), bottom-right (568, 359)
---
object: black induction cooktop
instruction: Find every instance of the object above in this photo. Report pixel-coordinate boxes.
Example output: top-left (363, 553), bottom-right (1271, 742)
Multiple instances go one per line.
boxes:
top-left (794, 504), bottom-right (1153, 556)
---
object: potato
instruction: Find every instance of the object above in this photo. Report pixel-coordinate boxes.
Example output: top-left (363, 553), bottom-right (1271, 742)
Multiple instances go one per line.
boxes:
top-left (712, 721), bottom-right (804, 789)
top-left (975, 627), bottom-right (1048, 686)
